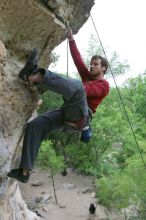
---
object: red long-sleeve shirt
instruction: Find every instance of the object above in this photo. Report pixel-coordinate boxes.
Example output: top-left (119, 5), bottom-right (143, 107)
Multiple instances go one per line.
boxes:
top-left (69, 40), bottom-right (110, 113)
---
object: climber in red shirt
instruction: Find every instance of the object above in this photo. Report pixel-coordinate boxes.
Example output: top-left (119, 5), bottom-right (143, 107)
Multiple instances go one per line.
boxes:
top-left (67, 28), bottom-right (110, 114)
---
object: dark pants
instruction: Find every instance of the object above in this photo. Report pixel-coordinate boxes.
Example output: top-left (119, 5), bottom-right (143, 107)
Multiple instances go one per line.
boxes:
top-left (19, 70), bottom-right (89, 170)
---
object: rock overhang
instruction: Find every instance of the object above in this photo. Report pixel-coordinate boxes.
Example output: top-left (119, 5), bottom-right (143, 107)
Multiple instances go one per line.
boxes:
top-left (0, 0), bottom-right (95, 65)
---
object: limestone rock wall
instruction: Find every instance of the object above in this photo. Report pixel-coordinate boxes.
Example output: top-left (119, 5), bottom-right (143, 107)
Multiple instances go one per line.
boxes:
top-left (0, 182), bottom-right (39, 220)
top-left (0, 0), bottom-right (94, 219)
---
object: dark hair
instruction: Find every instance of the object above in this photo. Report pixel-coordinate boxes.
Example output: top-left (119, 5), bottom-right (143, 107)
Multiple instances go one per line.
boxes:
top-left (91, 55), bottom-right (108, 74)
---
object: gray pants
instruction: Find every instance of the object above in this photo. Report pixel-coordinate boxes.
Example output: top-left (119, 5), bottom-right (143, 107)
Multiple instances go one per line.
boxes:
top-left (19, 69), bottom-right (89, 170)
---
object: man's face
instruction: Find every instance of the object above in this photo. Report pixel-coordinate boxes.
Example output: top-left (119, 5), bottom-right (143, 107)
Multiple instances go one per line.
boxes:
top-left (90, 58), bottom-right (106, 77)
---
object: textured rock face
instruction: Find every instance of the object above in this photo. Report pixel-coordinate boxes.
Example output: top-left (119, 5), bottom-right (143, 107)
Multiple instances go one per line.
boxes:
top-left (0, 40), bottom-right (39, 187)
top-left (0, 0), bottom-right (94, 66)
top-left (0, 0), bottom-right (94, 219)
top-left (0, 182), bottom-right (39, 220)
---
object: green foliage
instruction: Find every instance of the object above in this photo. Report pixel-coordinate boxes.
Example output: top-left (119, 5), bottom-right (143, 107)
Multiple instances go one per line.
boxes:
top-left (37, 140), bottom-right (64, 173)
top-left (96, 154), bottom-right (146, 217)
top-left (38, 90), bottom-right (63, 114)
top-left (126, 155), bottom-right (146, 200)
top-left (109, 51), bottom-right (130, 76)
top-left (96, 172), bottom-right (137, 210)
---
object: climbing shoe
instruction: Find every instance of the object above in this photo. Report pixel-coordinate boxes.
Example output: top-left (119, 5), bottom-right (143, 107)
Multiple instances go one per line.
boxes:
top-left (19, 48), bottom-right (39, 81)
top-left (7, 168), bottom-right (30, 183)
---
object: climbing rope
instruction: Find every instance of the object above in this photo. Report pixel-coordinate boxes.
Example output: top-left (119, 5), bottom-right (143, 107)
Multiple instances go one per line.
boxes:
top-left (66, 38), bottom-right (69, 77)
top-left (64, 21), bottom-right (70, 78)
top-left (85, 0), bottom-right (146, 169)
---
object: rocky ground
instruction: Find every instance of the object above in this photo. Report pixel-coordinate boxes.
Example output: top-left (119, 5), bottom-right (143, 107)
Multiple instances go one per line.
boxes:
top-left (18, 168), bottom-right (123, 220)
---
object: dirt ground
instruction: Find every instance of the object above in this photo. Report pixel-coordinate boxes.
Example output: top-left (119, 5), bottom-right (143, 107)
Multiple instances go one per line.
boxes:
top-left (18, 168), bottom-right (123, 220)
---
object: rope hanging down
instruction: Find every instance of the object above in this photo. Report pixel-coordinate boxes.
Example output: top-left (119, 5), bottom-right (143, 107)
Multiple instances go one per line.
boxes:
top-left (66, 38), bottom-right (69, 77)
top-left (85, 0), bottom-right (146, 169)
